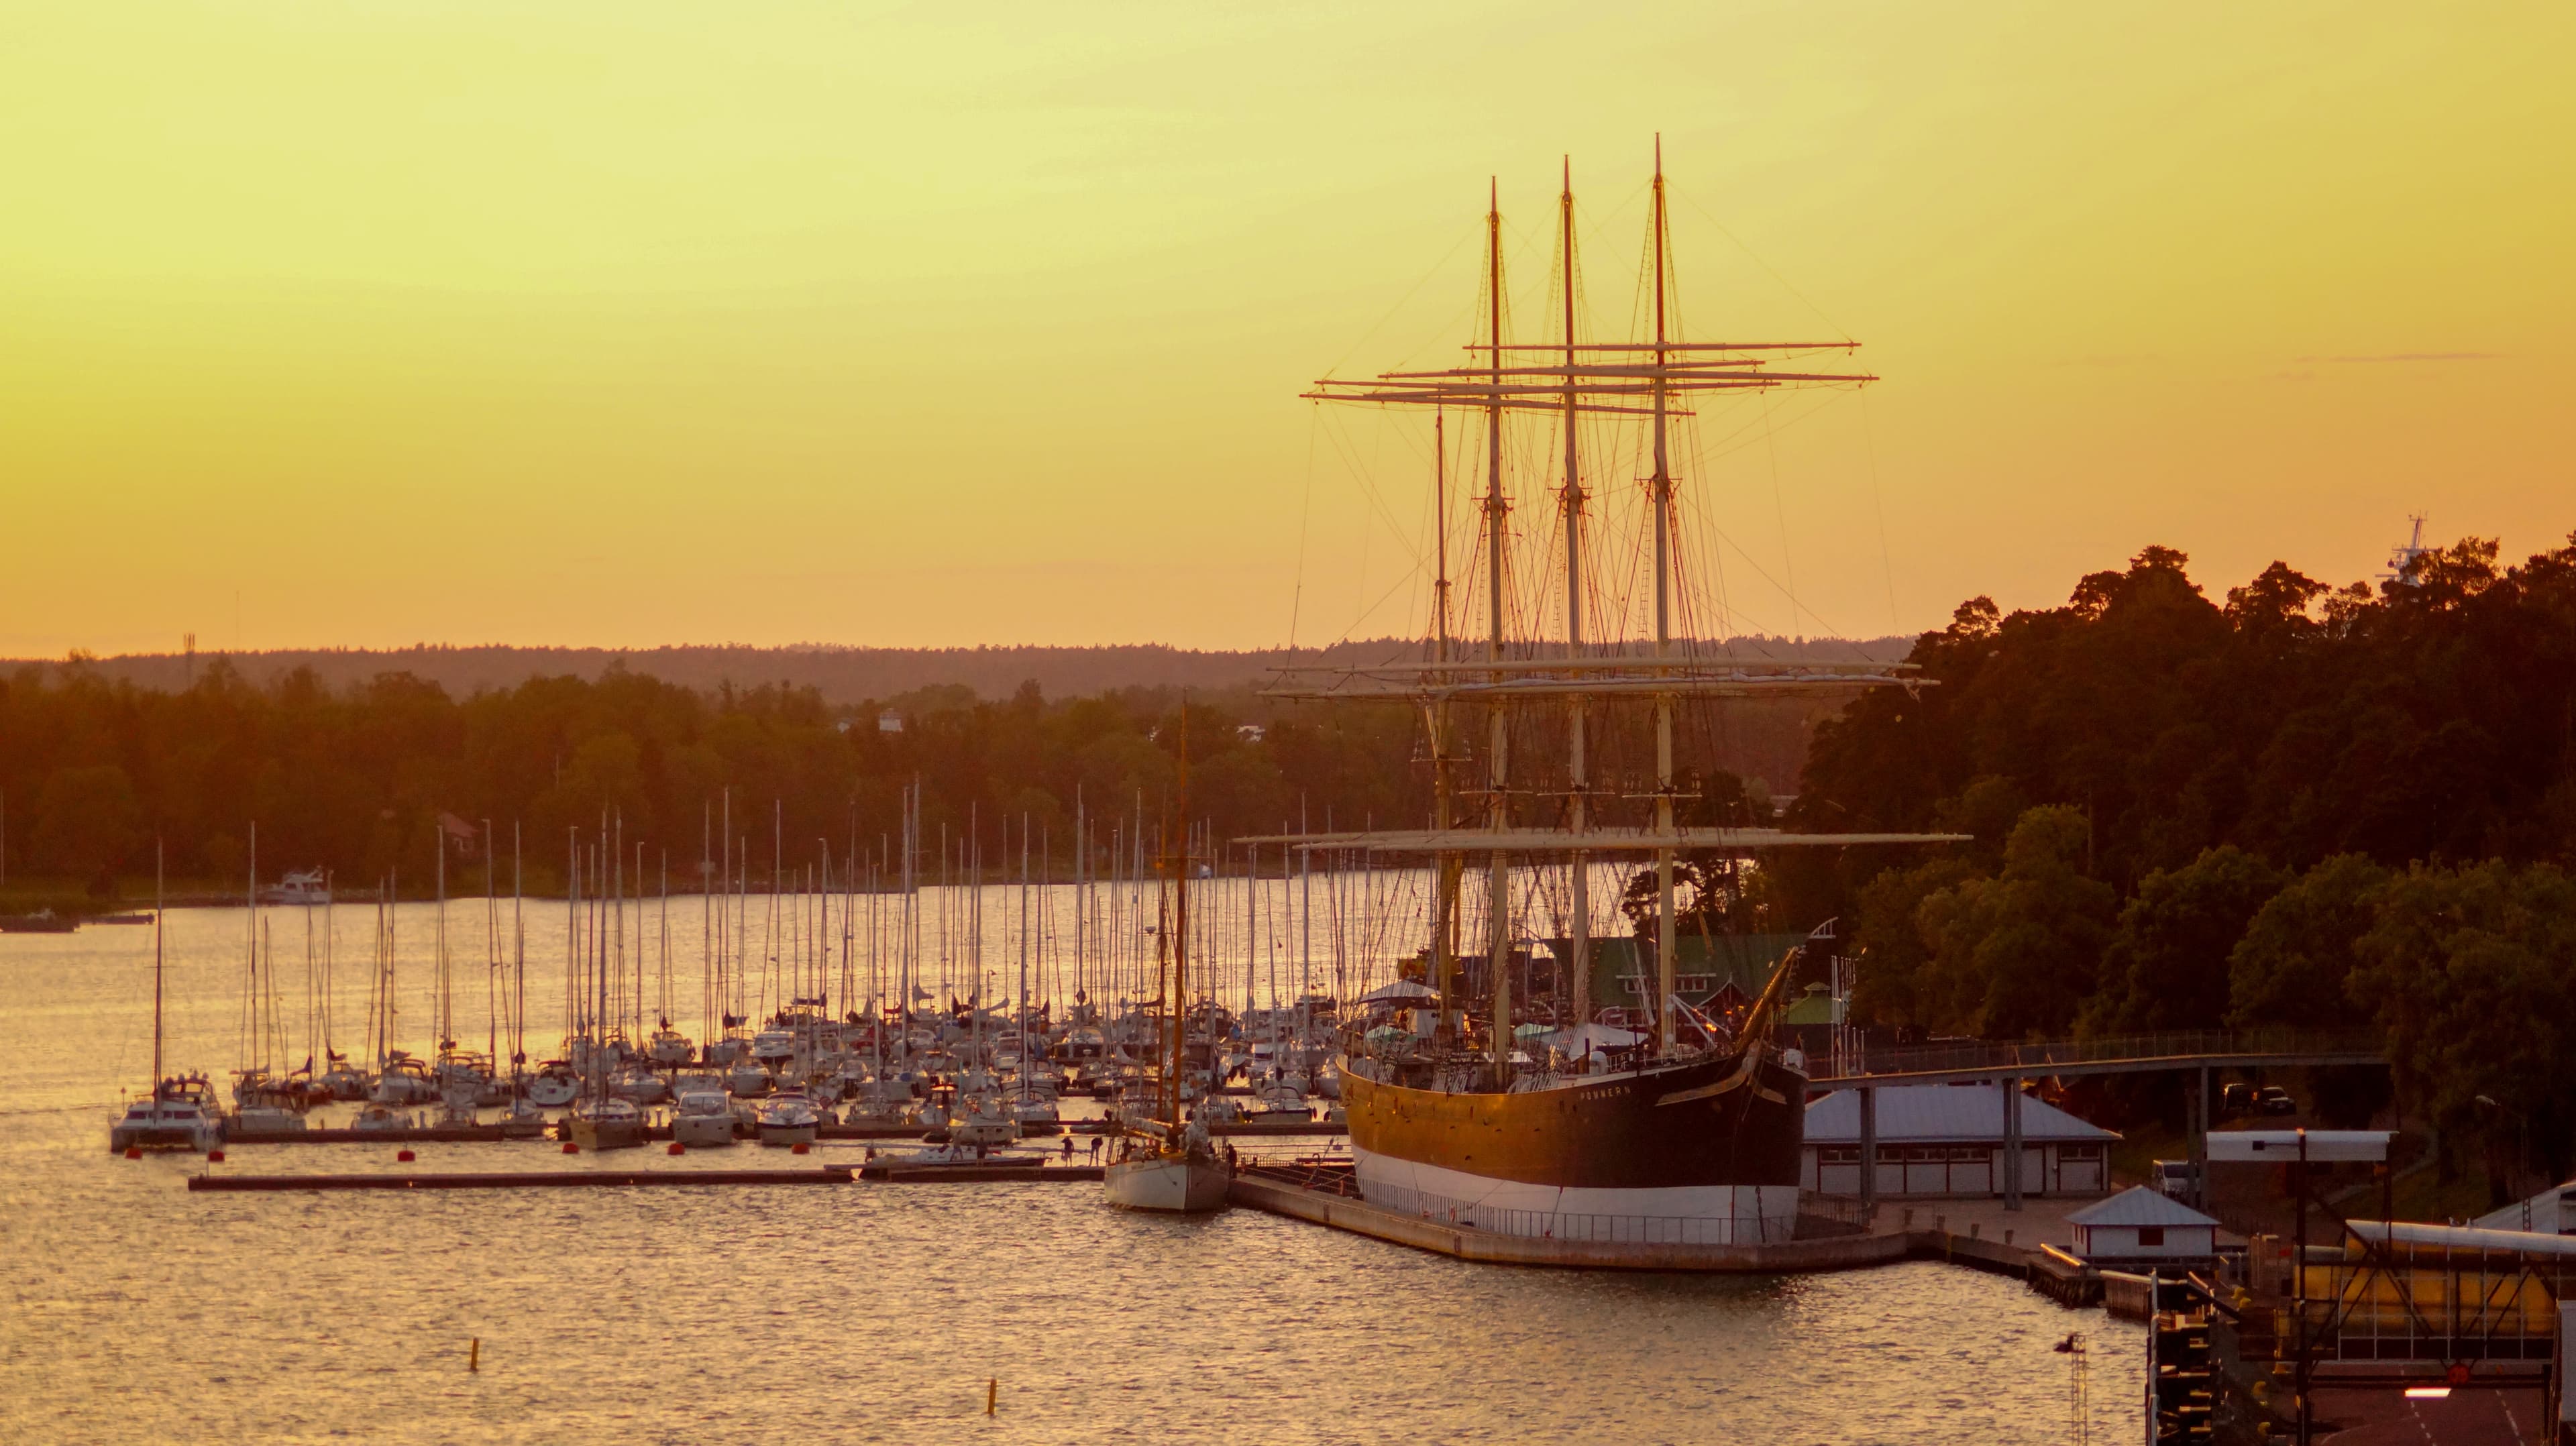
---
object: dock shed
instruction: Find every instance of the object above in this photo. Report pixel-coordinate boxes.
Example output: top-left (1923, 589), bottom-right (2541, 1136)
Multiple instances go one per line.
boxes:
top-left (2068, 1186), bottom-right (2220, 1266)
top-left (1803, 1084), bottom-right (2117, 1199)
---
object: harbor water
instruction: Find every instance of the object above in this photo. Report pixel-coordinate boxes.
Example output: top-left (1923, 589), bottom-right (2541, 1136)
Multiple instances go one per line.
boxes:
top-left (2, 907), bottom-right (2143, 1444)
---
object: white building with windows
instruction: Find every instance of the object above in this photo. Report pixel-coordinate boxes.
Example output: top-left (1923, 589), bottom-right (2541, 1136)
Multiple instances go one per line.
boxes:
top-left (2068, 1186), bottom-right (2220, 1264)
top-left (1802, 1083), bottom-right (2118, 1199)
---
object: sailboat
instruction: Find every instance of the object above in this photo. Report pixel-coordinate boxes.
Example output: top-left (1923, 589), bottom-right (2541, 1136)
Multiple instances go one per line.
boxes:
top-left (110, 845), bottom-right (224, 1154)
top-left (568, 828), bottom-right (645, 1151)
top-left (1103, 706), bottom-right (1229, 1214)
top-left (1259, 148), bottom-right (1959, 1244)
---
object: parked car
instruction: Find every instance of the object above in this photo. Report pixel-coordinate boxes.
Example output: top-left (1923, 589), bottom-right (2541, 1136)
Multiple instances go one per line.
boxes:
top-left (2257, 1086), bottom-right (2297, 1115)
top-left (2153, 1159), bottom-right (2200, 1200)
top-left (2220, 1082), bottom-right (2255, 1115)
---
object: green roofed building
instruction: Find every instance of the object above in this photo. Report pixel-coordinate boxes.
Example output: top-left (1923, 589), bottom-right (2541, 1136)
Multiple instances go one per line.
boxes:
top-left (1540, 933), bottom-right (1814, 1024)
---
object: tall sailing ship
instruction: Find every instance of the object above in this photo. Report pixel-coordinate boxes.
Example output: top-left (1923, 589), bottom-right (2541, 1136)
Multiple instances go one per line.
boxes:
top-left (1260, 146), bottom-right (1956, 1245)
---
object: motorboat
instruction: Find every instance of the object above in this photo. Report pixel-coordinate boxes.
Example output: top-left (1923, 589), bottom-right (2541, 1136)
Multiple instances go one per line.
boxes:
top-left (522, 1060), bottom-right (580, 1107)
top-left (673, 1089), bottom-right (739, 1148)
top-left (611, 1068), bottom-right (669, 1105)
top-left (259, 869), bottom-right (331, 907)
top-left (755, 1091), bottom-right (821, 1147)
top-left (749, 1029), bottom-right (796, 1064)
top-left (868, 1142), bottom-right (1049, 1171)
top-left (111, 1076), bottom-right (224, 1153)
top-left (229, 1103), bottom-right (310, 1135)
top-left (648, 1025), bottom-right (695, 1067)
top-left (568, 1096), bottom-right (646, 1151)
top-left (351, 1101), bottom-right (413, 1131)
top-left (726, 1060), bottom-right (773, 1098)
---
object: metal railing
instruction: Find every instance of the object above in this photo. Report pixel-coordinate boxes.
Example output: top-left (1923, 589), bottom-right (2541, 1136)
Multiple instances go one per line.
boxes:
top-left (1827, 1030), bottom-right (2382, 1080)
top-left (1355, 1180), bottom-right (1804, 1246)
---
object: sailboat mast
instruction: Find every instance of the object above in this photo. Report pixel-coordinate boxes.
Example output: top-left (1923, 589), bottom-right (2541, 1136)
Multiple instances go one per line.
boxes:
top-left (1650, 136), bottom-right (1679, 1056)
top-left (152, 840), bottom-right (164, 1087)
top-left (1169, 707), bottom-right (1191, 1132)
top-left (1482, 178), bottom-right (1513, 1080)
top-left (1560, 155), bottom-right (1593, 1045)
top-left (512, 822), bottom-right (524, 1088)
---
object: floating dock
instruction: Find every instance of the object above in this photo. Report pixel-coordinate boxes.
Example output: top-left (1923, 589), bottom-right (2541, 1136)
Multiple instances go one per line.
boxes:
top-left (856, 1162), bottom-right (1103, 1183)
top-left (188, 1162), bottom-right (1110, 1191)
top-left (189, 1166), bottom-right (855, 1190)
top-left (223, 1117), bottom-right (1344, 1146)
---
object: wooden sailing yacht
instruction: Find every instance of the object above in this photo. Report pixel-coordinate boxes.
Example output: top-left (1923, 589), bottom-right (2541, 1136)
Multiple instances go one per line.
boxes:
top-left (1102, 704), bottom-right (1229, 1213)
top-left (1262, 146), bottom-right (1959, 1243)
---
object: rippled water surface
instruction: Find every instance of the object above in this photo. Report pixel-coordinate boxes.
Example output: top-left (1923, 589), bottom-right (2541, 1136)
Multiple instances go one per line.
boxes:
top-left (2, 911), bottom-right (2142, 1444)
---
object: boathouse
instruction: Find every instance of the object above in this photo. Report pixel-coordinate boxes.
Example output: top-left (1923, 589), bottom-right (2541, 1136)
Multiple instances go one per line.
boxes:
top-left (2067, 1187), bottom-right (2220, 1266)
top-left (1801, 1084), bottom-right (2116, 1199)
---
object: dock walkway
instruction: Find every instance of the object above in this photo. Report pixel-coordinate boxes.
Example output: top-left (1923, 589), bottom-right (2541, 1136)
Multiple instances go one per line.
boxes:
top-left (1227, 1166), bottom-right (2074, 1280)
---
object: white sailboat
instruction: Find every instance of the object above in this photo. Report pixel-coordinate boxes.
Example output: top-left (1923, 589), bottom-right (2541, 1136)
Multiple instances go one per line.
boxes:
top-left (1104, 708), bottom-right (1230, 1215)
top-left (110, 848), bottom-right (225, 1154)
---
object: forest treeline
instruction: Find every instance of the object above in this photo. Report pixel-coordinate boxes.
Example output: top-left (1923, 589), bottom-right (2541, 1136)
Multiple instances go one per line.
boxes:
top-left (0, 668), bottom-right (1426, 897)
top-left (1767, 534), bottom-right (2576, 1183)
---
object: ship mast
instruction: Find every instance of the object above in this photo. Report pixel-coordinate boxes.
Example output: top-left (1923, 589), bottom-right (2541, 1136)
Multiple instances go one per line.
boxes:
top-left (1559, 156), bottom-right (1592, 1043)
top-left (1481, 179), bottom-right (1514, 1083)
top-left (1430, 413), bottom-right (1458, 1046)
top-left (1650, 136), bottom-right (1679, 1057)
top-left (1281, 147), bottom-right (1898, 1082)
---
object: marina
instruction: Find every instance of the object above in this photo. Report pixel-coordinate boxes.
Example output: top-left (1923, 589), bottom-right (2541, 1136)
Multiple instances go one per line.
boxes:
top-left (6, 898), bottom-right (2149, 1443)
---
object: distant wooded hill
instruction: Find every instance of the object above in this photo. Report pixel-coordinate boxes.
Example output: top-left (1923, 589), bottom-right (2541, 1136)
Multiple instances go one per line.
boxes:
top-left (10, 636), bottom-right (1911, 706)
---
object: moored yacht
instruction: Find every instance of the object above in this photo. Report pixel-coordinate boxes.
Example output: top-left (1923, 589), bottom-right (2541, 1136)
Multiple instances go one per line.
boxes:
top-left (112, 1074), bottom-right (225, 1154)
top-left (568, 1095), bottom-right (645, 1151)
top-left (673, 1089), bottom-right (738, 1148)
top-left (523, 1060), bottom-right (579, 1107)
top-left (109, 856), bottom-right (224, 1155)
top-left (755, 1091), bottom-right (821, 1147)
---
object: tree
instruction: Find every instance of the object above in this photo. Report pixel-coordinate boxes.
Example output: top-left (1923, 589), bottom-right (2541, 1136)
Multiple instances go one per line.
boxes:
top-left (2225, 853), bottom-right (2389, 1029)
top-left (1913, 806), bottom-right (2117, 1039)
top-left (1847, 853), bottom-right (1982, 1026)
top-left (30, 765), bottom-right (143, 889)
top-left (2350, 862), bottom-right (2576, 1194)
top-left (2086, 845), bottom-right (2288, 1034)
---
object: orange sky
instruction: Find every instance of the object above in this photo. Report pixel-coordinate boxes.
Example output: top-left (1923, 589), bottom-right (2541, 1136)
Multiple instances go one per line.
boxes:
top-left (3, 1), bottom-right (2568, 656)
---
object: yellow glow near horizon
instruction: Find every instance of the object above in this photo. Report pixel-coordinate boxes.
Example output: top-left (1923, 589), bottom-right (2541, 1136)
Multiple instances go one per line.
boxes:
top-left (3, 1), bottom-right (2569, 656)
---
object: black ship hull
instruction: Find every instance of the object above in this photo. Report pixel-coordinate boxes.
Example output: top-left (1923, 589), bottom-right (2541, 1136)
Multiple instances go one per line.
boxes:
top-left (1341, 1045), bottom-right (1808, 1243)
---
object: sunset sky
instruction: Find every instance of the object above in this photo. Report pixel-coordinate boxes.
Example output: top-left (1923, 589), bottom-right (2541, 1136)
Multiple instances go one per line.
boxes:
top-left (4, 1), bottom-right (2567, 657)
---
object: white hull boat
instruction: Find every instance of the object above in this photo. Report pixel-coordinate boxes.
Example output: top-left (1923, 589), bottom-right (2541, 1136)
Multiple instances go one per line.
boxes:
top-left (673, 1090), bottom-right (738, 1148)
top-left (1103, 1150), bottom-right (1230, 1213)
top-left (111, 1084), bottom-right (224, 1153)
top-left (756, 1093), bottom-right (822, 1147)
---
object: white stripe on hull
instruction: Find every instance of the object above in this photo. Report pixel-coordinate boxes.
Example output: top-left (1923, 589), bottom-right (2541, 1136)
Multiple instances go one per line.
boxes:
top-left (1353, 1148), bottom-right (1800, 1245)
